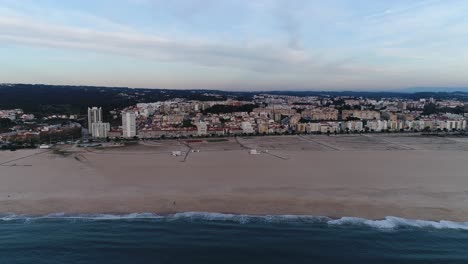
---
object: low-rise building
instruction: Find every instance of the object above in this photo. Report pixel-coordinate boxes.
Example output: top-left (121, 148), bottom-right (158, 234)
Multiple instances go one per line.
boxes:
top-left (241, 122), bottom-right (255, 134)
top-left (91, 122), bottom-right (110, 138)
top-left (342, 110), bottom-right (380, 120)
top-left (196, 121), bottom-right (207, 136)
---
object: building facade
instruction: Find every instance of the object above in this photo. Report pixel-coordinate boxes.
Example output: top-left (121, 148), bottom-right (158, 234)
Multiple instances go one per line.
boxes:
top-left (122, 112), bottom-right (137, 138)
top-left (196, 121), bottom-right (207, 136)
top-left (91, 122), bottom-right (110, 138)
top-left (87, 107), bottom-right (102, 130)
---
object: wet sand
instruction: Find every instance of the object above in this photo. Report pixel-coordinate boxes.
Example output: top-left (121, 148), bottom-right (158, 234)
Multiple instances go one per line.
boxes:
top-left (1, 135), bottom-right (468, 221)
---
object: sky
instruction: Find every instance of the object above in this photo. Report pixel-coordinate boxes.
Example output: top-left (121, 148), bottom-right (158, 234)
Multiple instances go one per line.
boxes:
top-left (1, 0), bottom-right (468, 91)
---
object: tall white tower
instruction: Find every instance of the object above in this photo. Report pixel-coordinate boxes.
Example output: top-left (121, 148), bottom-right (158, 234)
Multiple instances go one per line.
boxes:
top-left (88, 107), bottom-right (102, 130)
top-left (122, 112), bottom-right (137, 138)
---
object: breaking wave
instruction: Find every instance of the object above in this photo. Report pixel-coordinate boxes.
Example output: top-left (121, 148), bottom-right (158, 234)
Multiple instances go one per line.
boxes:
top-left (1, 212), bottom-right (468, 230)
top-left (327, 216), bottom-right (468, 230)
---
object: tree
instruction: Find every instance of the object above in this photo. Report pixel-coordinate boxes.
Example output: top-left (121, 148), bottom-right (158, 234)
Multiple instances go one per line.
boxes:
top-left (422, 103), bottom-right (438, 116)
top-left (203, 104), bottom-right (257, 114)
top-left (0, 118), bottom-right (14, 133)
top-left (181, 119), bottom-right (196, 128)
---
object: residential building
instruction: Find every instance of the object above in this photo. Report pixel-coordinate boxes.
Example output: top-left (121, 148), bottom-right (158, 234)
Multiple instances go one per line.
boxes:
top-left (91, 122), bottom-right (110, 138)
top-left (88, 107), bottom-right (102, 130)
top-left (122, 112), bottom-right (137, 138)
top-left (196, 121), bottom-right (208, 136)
top-left (241, 122), bottom-right (255, 134)
top-left (342, 110), bottom-right (380, 120)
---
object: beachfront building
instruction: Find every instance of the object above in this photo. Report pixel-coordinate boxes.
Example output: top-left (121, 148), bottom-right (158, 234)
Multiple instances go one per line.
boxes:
top-left (443, 120), bottom-right (467, 131)
top-left (258, 122), bottom-right (269, 134)
top-left (197, 121), bottom-right (208, 136)
top-left (306, 123), bottom-right (321, 133)
top-left (318, 122), bottom-right (339, 133)
top-left (88, 107), bottom-right (102, 130)
top-left (241, 122), bottom-right (255, 134)
top-left (366, 120), bottom-right (387, 132)
top-left (122, 112), bottom-right (137, 138)
top-left (91, 122), bottom-right (110, 138)
top-left (296, 123), bottom-right (307, 133)
top-left (340, 121), bottom-right (364, 132)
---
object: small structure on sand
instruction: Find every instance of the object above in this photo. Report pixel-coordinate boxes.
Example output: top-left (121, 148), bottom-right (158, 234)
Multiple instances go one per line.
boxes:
top-left (249, 149), bottom-right (260, 155)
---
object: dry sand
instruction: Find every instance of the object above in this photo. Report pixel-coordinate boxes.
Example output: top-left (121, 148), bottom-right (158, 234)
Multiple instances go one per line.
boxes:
top-left (1, 135), bottom-right (468, 221)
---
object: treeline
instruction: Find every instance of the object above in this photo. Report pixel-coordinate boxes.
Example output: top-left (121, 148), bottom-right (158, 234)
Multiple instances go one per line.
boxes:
top-left (0, 84), bottom-right (136, 115)
top-left (0, 118), bottom-right (14, 133)
top-left (0, 84), bottom-right (241, 116)
top-left (203, 104), bottom-right (258, 114)
top-left (421, 103), bottom-right (466, 116)
top-left (1, 84), bottom-right (467, 117)
top-left (262, 90), bottom-right (468, 101)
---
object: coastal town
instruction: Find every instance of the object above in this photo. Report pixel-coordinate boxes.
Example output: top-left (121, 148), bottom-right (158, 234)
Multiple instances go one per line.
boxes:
top-left (3, 92), bottom-right (468, 221)
top-left (1, 93), bottom-right (468, 149)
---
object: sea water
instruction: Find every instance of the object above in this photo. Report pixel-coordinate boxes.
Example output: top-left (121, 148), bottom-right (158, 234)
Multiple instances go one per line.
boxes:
top-left (1, 212), bottom-right (468, 263)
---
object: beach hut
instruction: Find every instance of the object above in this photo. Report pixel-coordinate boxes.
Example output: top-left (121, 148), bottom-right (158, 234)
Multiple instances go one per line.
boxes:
top-left (249, 149), bottom-right (260, 155)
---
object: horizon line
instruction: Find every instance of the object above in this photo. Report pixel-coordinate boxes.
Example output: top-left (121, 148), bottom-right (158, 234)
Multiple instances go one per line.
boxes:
top-left (1, 82), bottom-right (468, 94)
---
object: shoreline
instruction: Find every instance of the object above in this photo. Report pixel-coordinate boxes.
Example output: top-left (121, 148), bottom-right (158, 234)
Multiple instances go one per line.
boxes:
top-left (0, 196), bottom-right (461, 222)
top-left (3, 211), bottom-right (468, 232)
top-left (2, 135), bottom-right (468, 221)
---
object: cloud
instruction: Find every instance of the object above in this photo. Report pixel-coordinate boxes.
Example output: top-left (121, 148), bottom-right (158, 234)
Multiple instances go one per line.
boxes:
top-left (0, 5), bottom-right (366, 79)
top-left (1, 0), bottom-right (468, 90)
top-left (0, 16), bottom-right (288, 66)
top-left (274, 1), bottom-right (304, 50)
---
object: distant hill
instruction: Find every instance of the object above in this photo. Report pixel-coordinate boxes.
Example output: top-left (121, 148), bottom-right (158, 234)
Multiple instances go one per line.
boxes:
top-left (397, 87), bottom-right (468, 93)
top-left (1, 84), bottom-right (467, 116)
top-left (0, 84), bottom-right (238, 115)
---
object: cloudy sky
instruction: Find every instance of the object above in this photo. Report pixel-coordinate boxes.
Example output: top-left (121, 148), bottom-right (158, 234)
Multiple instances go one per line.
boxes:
top-left (1, 0), bottom-right (468, 90)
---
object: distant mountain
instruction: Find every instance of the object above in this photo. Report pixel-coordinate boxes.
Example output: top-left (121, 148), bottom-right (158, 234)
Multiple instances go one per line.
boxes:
top-left (398, 87), bottom-right (468, 93)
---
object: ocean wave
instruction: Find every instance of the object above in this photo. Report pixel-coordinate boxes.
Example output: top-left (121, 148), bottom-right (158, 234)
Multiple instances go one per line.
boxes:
top-left (0, 212), bottom-right (163, 222)
top-left (172, 212), bottom-right (330, 224)
top-left (328, 216), bottom-right (468, 230)
top-left (1, 212), bottom-right (468, 230)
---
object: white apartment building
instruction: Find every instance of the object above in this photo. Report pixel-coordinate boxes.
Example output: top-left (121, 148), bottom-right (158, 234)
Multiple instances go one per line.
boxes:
top-left (306, 123), bottom-right (321, 133)
top-left (443, 120), bottom-right (467, 131)
top-left (366, 120), bottom-right (386, 132)
top-left (122, 112), bottom-right (137, 138)
top-left (91, 122), bottom-right (110, 138)
top-left (88, 107), bottom-right (102, 130)
top-left (341, 121), bottom-right (364, 132)
top-left (241, 121), bottom-right (255, 134)
top-left (196, 121), bottom-right (207, 136)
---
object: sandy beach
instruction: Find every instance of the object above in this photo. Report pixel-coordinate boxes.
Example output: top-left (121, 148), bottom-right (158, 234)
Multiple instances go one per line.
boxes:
top-left (2, 134), bottom-right (468, 221)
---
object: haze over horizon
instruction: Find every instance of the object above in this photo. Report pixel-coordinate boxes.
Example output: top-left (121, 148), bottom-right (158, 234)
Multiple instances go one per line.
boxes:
top-left (1, 0), bottom-right (468, 91)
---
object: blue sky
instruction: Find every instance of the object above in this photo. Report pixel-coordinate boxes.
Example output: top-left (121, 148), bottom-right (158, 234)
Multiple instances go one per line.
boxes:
top-left (1, 0), bottom-right (468, 90)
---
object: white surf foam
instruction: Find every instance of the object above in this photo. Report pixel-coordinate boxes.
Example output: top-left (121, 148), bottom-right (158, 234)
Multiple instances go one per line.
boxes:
top-left (2, 212), bottom-right (468, 231)
top-left (170, 212), bottom-right (330, 224)
top-left (328, 216), bottom-right (468, 230)
top-left (0, 212), bottom-right (162, 222)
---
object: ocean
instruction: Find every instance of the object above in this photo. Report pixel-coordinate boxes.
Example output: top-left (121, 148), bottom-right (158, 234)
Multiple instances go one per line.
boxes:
top-left (1, 212), bottom-right (468, 264)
